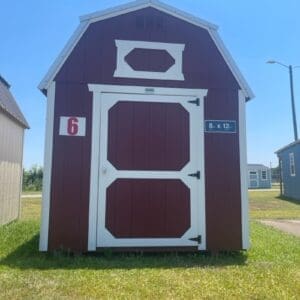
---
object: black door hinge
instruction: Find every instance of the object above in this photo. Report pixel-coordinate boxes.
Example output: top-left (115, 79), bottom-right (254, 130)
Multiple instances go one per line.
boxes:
top-left (188, 170), bottom-right (200, 179)
top-left (188, 98), bottom-right (200, 106)
top-left (189, 235), bottom-right (202, 244)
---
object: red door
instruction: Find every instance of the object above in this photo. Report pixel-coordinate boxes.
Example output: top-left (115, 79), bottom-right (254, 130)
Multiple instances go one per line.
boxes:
top-left (97, 92), bottom-right (204, 248)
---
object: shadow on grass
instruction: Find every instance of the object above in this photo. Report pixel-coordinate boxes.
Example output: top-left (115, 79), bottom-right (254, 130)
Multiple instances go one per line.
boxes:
top-left (0, 234), bottom-right (247, 270)
top-left (276, 195), bottom-right (300, 206)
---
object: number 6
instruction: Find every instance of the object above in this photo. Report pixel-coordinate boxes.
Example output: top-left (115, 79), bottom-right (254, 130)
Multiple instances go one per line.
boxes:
top-left (67, 117), bottom-right (79, 135)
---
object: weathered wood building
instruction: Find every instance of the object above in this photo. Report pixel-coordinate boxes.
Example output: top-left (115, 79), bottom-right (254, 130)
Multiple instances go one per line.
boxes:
top-left (0, 75), bottom-right (29, 225)
top-left (39, 0), bottom-right (254, 252)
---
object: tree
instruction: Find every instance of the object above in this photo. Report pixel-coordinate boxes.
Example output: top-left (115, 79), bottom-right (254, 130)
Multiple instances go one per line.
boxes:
top-left (23, 165), bottom-right (43, 191)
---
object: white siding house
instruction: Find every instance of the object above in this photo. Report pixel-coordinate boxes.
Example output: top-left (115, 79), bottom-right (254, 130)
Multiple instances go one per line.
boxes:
top-left (0, 75), bottom-right (29, 225)
top-left (248, 164), bottom-right (272, 189)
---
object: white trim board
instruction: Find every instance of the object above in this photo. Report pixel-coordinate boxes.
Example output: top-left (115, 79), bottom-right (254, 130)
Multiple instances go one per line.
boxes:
top-left (38, 0), bottom-right (254, 100)
top-left (87, 84), bottom-right (207, 251)
top-left (39, 81), bottom-right (56, 251)
top-left (239, 90), bottom-right (249, 250)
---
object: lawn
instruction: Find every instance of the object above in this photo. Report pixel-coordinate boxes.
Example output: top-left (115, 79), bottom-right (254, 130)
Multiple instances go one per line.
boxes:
top-left (249, 190), bottom-right (300, 219)
top-left (21, 191), bottom-right (42, 196)
top-left (0, 193), bottom-right (299, 299)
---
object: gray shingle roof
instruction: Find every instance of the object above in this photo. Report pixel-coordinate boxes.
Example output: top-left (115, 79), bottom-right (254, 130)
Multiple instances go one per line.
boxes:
top-left (0, 75), bottom-right (29, 129)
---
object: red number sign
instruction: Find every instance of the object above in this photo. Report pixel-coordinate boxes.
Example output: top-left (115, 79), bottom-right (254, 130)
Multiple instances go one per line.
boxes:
top-left (67, 117), bottom-right (79, 135)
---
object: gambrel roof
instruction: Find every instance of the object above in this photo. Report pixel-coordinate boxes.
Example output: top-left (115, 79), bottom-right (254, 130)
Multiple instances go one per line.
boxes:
top-left (38, 0), bottom-right (254, 100)
top-left (0, 75), bottom-right (29, 129)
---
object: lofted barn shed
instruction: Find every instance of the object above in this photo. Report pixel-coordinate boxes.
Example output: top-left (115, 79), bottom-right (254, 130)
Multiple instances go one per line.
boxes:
top-left (0, 75), bottom-right (29, 225)
top-left (39, 0), bottom-right (254, 252)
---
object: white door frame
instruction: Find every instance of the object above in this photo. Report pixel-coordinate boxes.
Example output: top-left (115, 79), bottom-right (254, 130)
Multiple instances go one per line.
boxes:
top-left (88, 84), bottom-right (207, 251)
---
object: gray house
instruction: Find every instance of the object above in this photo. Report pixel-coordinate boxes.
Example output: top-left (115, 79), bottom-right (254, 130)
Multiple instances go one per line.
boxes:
top-left (0, 75), bottom-right (29, 225)
top-left (248, 164), bottom-right (271, 189)
top-left (276, 140), bottom-right (300, 200)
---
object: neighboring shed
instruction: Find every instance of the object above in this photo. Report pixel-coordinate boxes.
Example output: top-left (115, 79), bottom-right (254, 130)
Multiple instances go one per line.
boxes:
top-left (39, 0), bottom-right (254, 253)
top-left (276, 140), bottom-right (300, 200)
top-left (0, 75), bottom-right (29, 225)
top-left (248, 164), bottom-right (271, 189)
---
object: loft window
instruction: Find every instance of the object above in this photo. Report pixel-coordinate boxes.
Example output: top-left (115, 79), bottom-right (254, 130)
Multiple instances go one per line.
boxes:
top-left (289, 152), bottom-right (296, 176)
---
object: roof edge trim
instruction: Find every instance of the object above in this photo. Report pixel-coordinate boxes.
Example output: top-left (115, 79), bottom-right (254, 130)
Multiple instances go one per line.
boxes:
top-left (38, 0), bottom-right (254, 100)
top-left (275, 139), bottom-right (300, 154)
top-left (80, 0), bottom-right (218, 30)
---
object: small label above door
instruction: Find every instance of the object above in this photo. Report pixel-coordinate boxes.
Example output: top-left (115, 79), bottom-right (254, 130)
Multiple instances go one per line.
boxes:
top-left (205, 120), bottom-right (236, 133)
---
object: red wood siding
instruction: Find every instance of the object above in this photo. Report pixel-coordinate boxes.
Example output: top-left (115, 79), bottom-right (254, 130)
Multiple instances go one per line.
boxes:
top-left (56, 8), bottom-right (239, 90)
top-left (204, 88), bottom-right (242, 250)
top-left (49, 7), bottom-right (242, 251)
top-left (106, 179), bottom-right (190, 238)
top-left (108, 101), bottom-right (189, 170)
top-left (49, 82), bottom-right (92, 252)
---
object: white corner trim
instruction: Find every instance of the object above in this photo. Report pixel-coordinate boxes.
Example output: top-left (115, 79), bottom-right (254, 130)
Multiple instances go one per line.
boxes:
top-left (18, 130), bottom-right (25, 220)
top-left (208, 29), bottom-right (254, 100)
top-left (39, 81), bottom-right (56, 251)
top-left (239, 90), bottom-right (249, 250)
top-left (114, 40), bottom-right (185, 81)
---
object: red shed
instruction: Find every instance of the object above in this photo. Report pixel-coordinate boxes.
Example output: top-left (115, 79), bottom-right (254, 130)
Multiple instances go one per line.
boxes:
top-left (39, 0), bottom-right (253, 253)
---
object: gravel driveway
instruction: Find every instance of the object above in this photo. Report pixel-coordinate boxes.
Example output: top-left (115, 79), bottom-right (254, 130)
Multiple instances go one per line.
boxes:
top-left (260, 220), bottom-right (300, 237)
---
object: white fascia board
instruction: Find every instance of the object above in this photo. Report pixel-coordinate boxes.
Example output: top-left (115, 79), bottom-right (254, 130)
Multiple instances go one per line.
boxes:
top-left (275, 139), bottom-right (300, 154)
top-left (38, 20), bottom-right (90, 91)
top-left (208, 29), bottom-right (255, 100)
top-left (80, 0), bottom-right (218, 30)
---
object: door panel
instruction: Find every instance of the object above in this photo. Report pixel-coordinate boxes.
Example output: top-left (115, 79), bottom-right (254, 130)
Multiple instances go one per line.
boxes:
top-left (106, 178), bottom-right (190, 238)
top-left (97, 93), bottom-right (204, 248)
top-left (107, 101), bottom-right (189, 170)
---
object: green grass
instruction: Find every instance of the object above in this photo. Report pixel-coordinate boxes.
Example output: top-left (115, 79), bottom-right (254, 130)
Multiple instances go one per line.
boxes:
top-left (249, 191), bottom-right (300, 219)
top-left (21, 191), bottom-right (42, 196)
top-left (0, 194), bottom-right (299, 299)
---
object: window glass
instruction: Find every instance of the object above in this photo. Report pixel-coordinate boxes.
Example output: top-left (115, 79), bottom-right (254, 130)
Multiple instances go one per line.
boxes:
top-left (289, 153), bottom-right (296, 176)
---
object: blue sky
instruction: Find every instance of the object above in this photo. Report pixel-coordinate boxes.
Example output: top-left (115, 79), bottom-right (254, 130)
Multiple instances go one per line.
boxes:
top-left (1, 0), bottom-right (299, 169)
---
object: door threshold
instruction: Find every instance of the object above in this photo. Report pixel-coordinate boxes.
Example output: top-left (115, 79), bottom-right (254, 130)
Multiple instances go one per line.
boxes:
top-left (96, 246), bottom-right (199, 253)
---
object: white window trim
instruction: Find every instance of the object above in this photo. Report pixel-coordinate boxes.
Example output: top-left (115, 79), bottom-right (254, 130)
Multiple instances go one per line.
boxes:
top-left (114, 40), bottom-right (185, 81)
top-left (289, 152), bottom-right (296, 177)
top-left (261, 169), bottom-right (268, 181)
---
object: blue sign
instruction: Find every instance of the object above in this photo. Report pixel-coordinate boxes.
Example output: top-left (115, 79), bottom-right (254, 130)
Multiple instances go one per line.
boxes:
top-left (205, 120), bottom-right (236, 133)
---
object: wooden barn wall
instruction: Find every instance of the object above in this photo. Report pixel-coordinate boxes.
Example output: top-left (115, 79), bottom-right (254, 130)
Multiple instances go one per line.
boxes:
top-left (49, 82), bottom-right (92, 251)
top-left (0, 110), bottom-right (24, 225)
top-left (204, 89), bottom-right (241, 250)
top-left (50, 7), bottom-right (242, 251)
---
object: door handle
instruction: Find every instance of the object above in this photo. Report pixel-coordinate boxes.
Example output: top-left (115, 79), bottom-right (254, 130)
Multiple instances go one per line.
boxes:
top-left (102, 167), bottom-right (107, 174)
